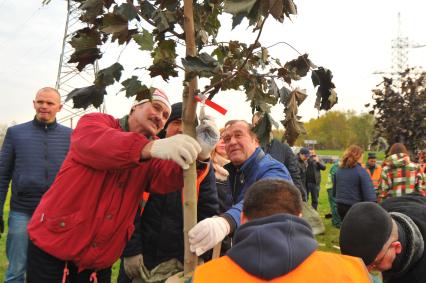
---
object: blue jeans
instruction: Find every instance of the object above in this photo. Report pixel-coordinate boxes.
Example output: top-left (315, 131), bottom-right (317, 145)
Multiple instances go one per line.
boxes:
top-left (4, 211), bottom-right (30, 283)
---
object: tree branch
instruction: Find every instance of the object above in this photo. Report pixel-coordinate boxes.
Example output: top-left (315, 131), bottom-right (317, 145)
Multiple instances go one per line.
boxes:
top-left (199, 15), bottom-right (269, 98)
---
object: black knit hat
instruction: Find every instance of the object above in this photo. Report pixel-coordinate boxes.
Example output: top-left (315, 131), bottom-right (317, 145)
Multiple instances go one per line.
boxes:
top-left (164, 102), bottom-right (182, 130)
top-left (339, 202), bottom-right (393, 265)
top-left (157, 102), bottom-right (182, 139)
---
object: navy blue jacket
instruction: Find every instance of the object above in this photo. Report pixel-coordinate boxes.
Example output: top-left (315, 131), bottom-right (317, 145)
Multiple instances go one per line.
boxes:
top-left (228, 213), bottom-right (317, 280)
top-left (0, 118), bottom-right (72, 216)
top-left (223, 148), bottom-right (292, 231)
top-left (333, 163), bottom-right (376, 205)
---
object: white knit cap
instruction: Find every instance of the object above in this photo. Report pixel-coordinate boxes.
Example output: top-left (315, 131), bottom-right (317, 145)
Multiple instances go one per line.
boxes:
top-left (132, 88), bottom-right (171, 112)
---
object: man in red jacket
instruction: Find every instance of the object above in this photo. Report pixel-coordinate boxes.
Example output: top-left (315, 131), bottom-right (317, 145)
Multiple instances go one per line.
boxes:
top-left (26, 89), bottom-right (219, 283)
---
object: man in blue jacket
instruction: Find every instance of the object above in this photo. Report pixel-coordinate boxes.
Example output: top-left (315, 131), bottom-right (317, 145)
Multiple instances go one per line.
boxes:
top-left (188, 119), bottom-right (292, 256)
top-left (0, 87), bottom-right (72, 283)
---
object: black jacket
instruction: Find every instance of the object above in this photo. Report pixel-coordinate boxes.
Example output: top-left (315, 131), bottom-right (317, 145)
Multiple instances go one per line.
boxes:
top-left (263, 139), bottom-right (306, 200)
top-left (381, 194), bottom-right (426, 283)
top-left (297, 156), bottom-right (307, 197)
top-left (306, 157), bottom-right (326, 185)
top-left (121, 164), bottom-right (219, 270)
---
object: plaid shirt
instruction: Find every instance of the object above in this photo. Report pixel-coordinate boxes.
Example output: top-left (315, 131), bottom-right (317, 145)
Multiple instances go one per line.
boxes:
top-left (378, 153), bottom-right (425, 199)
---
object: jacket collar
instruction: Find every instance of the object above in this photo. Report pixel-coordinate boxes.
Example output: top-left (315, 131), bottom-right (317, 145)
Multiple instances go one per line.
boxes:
top-left (32, 116), bottom-right (57, 130)
top-left (119, 115), bottom-right (130, 132)
top-left (225, 147), bottom-right (264, 175)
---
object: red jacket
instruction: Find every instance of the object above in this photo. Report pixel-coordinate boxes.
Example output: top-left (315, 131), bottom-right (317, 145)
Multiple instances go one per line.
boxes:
top-left (28, 113), bottom-right (186, 271)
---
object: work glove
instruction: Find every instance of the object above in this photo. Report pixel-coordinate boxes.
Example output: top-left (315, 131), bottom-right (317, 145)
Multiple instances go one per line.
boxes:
top-left (196, 108), bottom-right (220, 160)
top-left (123, 254), bottom-right (144, 279)
top-left (188, 216), bottom-right (230, 256)
top-left (150, 134), bottom-right (201, 170)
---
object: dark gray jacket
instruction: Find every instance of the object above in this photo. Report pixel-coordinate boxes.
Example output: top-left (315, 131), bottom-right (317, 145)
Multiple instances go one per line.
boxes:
top-left (0, 118), bottom-right (72, 216)
top-left (264, 139), bottom-right (306, 200)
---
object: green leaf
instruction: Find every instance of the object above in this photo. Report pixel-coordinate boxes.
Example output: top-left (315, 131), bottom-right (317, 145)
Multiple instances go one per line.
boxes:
top-left (101, 13), bottom-right (128, 34)
top-left (152, 10), bottom-right (171, 33)
top-left (138, 0), bottom-right (156, 19)
top-left (152, 40), bottom-right (177, 63)
top-left (148, 60), bottom-right (178, 81)
top-left (95, 63), bottom-right (124, 87)
top-left (267, 79), bottom-right (280, 98)
top-left (79, 0), bottom-right (104, 24)
top-left (66, 85), bottom-right (106, 109)
top-left (224, 0), bottom-right (257, 15)
top-left (113, 3), bottom-right (139, 21)
top-left (133, 29), bottom-right (154, 51)
top-left (68, 48), bottom-right (102, 71)
top-left (101, 13), bottom-right (136, 44)
top-left (69, 28), bottom-right (101, 50)
top-left (181, 53), bottom-right (221, 78)
top-left (121, 76), bottom-right (150, 99)
top-left (252, 112), bottom-right (272, 147)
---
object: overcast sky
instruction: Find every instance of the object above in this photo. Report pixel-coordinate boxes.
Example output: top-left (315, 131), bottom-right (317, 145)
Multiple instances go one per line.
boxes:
top-left (1, 0), bottom-right (425, 128)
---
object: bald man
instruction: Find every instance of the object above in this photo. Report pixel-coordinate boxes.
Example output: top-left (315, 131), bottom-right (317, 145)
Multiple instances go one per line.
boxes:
top-left (0, 87), bottom-right (72, 283)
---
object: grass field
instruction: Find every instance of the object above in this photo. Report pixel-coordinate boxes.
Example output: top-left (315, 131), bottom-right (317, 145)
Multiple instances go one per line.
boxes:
top-left (0, 149), bottom-right (382, 281)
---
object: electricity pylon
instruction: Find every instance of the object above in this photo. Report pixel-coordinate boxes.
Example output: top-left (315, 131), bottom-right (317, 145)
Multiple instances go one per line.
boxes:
top-left (55, 0), bottom-right (104, 128)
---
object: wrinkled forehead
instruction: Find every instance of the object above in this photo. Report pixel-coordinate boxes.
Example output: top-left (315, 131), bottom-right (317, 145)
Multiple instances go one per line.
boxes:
top-left (223, 121), bottom-right (250, 136)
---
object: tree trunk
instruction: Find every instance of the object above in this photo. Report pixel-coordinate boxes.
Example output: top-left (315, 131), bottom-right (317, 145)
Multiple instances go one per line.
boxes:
top-left (182, 0), bottom-right (199, 275)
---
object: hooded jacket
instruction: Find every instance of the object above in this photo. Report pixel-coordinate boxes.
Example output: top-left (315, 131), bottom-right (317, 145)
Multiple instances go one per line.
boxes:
top-left (378, 153), bottom-right (425, 199)
top-left (192, 214), bottom-right (372, 282)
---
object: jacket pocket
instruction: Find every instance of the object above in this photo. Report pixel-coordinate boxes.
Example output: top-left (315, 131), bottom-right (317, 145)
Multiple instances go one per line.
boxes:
top-left (43, 212), bottom-right (83, 233)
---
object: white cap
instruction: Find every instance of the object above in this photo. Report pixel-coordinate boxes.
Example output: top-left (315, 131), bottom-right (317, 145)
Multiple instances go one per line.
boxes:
top-left (132, 88), bottom-right (171, 112)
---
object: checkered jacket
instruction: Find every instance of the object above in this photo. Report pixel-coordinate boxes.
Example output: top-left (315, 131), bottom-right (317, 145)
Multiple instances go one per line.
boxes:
top-left (378, 153), bottom-right (425, 199)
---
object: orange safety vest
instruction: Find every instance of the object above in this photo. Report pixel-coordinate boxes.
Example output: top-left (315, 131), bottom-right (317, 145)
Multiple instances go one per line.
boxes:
top-left (363, 164), bottom-right (382, 189)
top-left (140, 163), bottom-right (211, 215)
top-left (192, 251), bottom-right (372, 283)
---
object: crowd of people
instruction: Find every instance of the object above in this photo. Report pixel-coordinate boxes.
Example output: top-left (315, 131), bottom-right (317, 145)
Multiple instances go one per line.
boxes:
top-left (0, 86), bottom-right (425, 283)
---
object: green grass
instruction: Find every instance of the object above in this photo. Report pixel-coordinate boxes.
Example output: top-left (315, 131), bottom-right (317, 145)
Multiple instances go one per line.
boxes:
top-left (315, 163), bottom-right (341, 253)
top-left (0, 191), bottom-right (10, 282)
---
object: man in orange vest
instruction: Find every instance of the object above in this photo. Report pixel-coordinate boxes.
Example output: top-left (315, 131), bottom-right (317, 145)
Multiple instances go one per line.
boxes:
top-left (192, 179), bottom-right (372, 283)
top-left (363, 152), bottom-right (382, 190)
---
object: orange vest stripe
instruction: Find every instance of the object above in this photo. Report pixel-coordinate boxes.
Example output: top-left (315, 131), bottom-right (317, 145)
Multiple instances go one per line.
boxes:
top-left (140, 163), bottom-right (211, 214)
top-left (363, 164), bottom-right (382, 189)
top-left (193, 251), bottom-right (372, 283)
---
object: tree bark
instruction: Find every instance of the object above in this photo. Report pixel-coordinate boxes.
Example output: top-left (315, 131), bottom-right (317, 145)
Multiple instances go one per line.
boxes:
top-left (182, 0), bottom-right (199, 275)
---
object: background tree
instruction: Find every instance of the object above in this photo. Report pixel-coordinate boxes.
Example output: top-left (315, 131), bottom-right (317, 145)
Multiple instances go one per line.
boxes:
top-left (43, 0), bottom-right (337, 275)
top-left (368, 68), bottom-right (426, 153)
top-left (296, 111), bottom-right (374, 150)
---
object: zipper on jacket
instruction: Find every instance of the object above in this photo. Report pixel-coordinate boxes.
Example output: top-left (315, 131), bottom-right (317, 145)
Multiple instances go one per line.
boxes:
top-left (44, 124), bottom-right (49, 187)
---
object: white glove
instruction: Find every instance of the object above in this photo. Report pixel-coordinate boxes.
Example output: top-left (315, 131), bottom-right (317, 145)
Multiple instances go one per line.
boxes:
top-left (188, 216), bottom-right (230, 256)
top-left (150, 134), bottom-right (201, 170)
top-left (196, 108), bottom-right (220, 160)
top-left (123, 254), bottom-right (143, 279)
